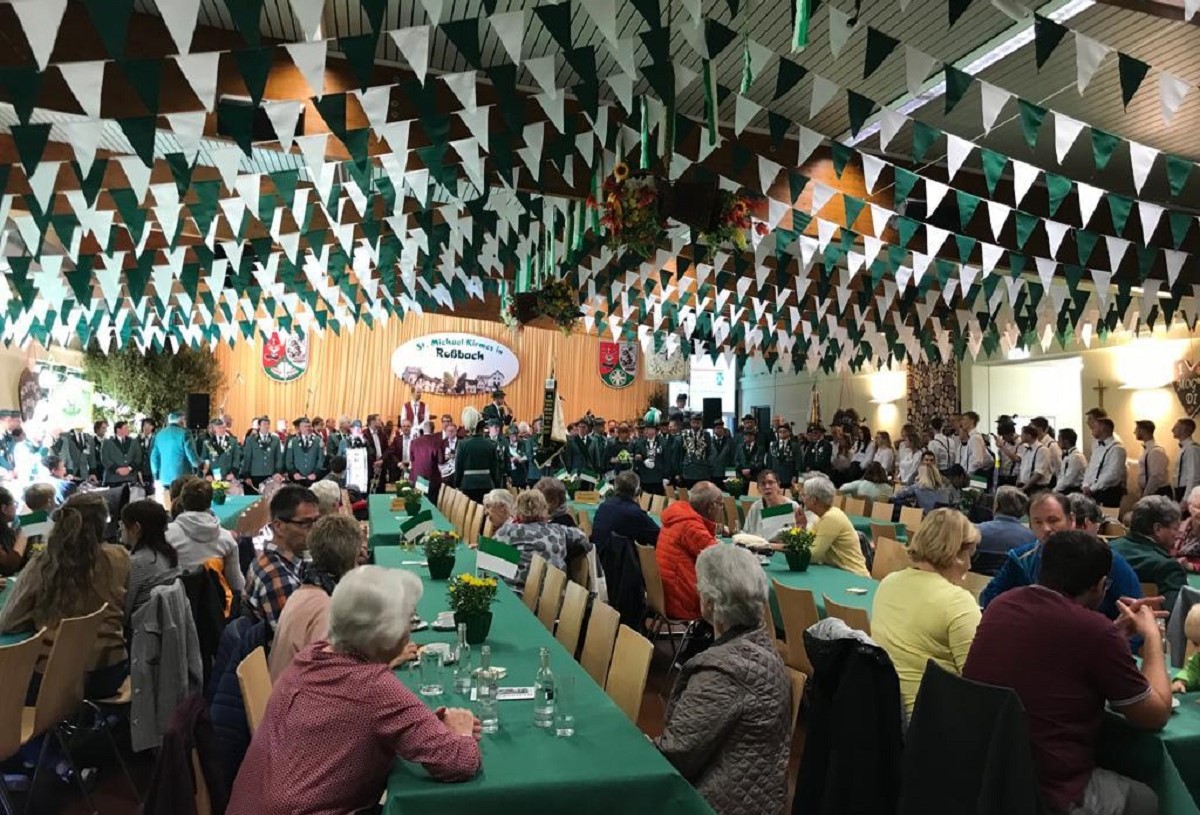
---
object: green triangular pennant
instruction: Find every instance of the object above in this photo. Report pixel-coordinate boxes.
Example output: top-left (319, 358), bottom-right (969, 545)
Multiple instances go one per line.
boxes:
top-left (912, 121), bottom-right (941, 162)
top-left (83, 0), bottom-right (134, 58)
top-left (1016, 99), bottom-right (1046, 149)
top-left (440, 19), bottom-right (483, 68)
top-left (1107, 194), bottom-right (1132, 235)
top-left (704, 19), bottom-right (738, 59)
top-left (10, 122), bottom-right (51, 175)
top-left (532, 2), bottom-right (574, 52)
top-left (222, 0), bottom-right (264, 46)
top-left (775, 57), bottom-right (806, 101)
top-left (72, 158), bottom-right (108, 207)
top-left (956, 190), bottom-right (981, 230)
top-left (1045, 172), bottom-right (1072, 217)
top-left (1075, 230), bottom-right (1098, 266)
top-left (955, 234), bottom-right (976, 263)
top-left (0, 67), bottom-right (43, 125)
top-left (1091, 129), bottom-right (1119, 170)
top-left (233, 47), bottom-right (273, 106)
top-left (217, 100), bottom-right (256, 155)
top-left (339, 34), bottom-right (378, 90)
top-left (1032, 14), bottom-right (1068, 70)
top-left (948, 0), bottom-right (974, 25)
top-left (1169, 211), bottom-right (1192, 249)
top-left (846, 90), bottom-right (877, 137)
top-left (1165, 155), bottom-right (1193, 197)
top-left (894, 167), bottom-right (919, 205)
top-left (831, 142), bottom-right (853, 177)
top-left (630, 0), bottom-right (662, 29)
top-left (359, 0), bottom-right (388, 35)
top-left (863, 27), bottom-right (899, 79)
top-left (981, 149), bottom-right (1007, 196)
top-left (1014, 211), bottom-right (1039, 248)
top-left (164, 153), bottom-right (194, 195)
top-left (1117, 53), bottom-right (1150, 109)
top-left (314, 93), bottom-right (349, 142)
top-left (944, 65), bottom-right (973, 114)
top-left (844, 196), bottom-right (866, 229)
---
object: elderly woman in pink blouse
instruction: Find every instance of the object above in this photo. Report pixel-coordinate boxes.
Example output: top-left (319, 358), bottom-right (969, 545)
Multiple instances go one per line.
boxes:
top-left (228, 566), bottom-right (482, 815)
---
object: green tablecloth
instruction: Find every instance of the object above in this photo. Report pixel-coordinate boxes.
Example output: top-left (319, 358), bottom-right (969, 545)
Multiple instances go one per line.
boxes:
top-left (1099, 693), bottom-right (1200, 815)
top-left (1188, 574), bottom-right (1200, 590)
top-left (367, 494), bottom-right (455, 550)
top-left (758, 556), bottom-right (876, 626)
top-left (375, 547), bottom-right (714, 815)
top-left (212, 495), bottom-right (261, 530)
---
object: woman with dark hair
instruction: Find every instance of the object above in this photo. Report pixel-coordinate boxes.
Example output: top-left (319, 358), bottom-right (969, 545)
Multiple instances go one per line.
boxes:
top-left (0, 485), bottom-right (29, 575)
top-left (0, 492), bottom-right (130, 697)
top-left (840, 462), bottom-right (896, 502)
top-left (847, 425), bottom-right (874, 481)
top-left (123, 500), bottom-right (179, 625)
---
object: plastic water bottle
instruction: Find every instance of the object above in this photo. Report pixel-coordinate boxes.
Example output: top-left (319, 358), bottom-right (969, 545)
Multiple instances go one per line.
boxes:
top-left (533, 647), bottom-right (556, 729)
top-left (453, 623), bottom-right (473, 694)
top-left (476, 645), bottom-right (499, 734)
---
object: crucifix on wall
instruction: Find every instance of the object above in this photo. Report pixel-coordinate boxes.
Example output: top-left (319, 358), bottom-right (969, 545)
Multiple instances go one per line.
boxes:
top-left (1092, 380), bottom-right (1108, 409)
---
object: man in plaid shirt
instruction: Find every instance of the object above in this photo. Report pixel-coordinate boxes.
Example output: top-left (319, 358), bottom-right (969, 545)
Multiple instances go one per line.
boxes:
top-left (244, 486), bottom-right (320, 628)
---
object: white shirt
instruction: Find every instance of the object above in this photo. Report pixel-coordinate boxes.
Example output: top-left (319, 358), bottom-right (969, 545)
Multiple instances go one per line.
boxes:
top-left (959, 431), bottom-right (991, 474)
top-left (1178, 438), bottom-right (1200, 499)
top-left (896, 442), bottom-right (922, 484)
top-left (852, 442), bottom-right (874, 467)
top-left (871, 446), bottom-right (895, 475)
top-left (1018, 441), bottom-right (1052, 488)
top-left (1138, 440), bottom-right (1169, 495)
top-left (1056, 447), bottom-right (1087, 492)
top-left (1040, 437), bottom-right (1062, 483)
top-left (1082, 437), bottom-right (1126, 492)
top-left (929, 433), bottom-right (958, 472)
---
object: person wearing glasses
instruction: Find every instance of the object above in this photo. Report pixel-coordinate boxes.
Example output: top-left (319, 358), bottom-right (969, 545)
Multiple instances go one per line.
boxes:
top-left (243, 486), bottom-right (320, 629)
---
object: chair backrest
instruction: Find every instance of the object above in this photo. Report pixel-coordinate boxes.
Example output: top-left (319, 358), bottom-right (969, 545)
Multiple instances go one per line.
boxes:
top-left (898, 505), bottom-right (924, 536)
top-left (870, 500), bottom-right (895, 521)
top-left (648, 494), bottom-right (667, 515)
top-left (833, 493), bottom-right (847, 510)
top-left (869, 521), bottom-right (896, 546)
top-left (192, 748), bottom-right (213, 815)
top-left (580, 601), bottom-right (620, 685)
top-left (555, 581), bottom-right (590, 657)
top-left (605, 624), bottom-right (653, 723)
top-left (638, 493), bottom-right (653, 511)
top-left (722, 495), bottom-right (741, 533)
top-left (823, 594), bottom-right (871, 635)
top-left (664, 484), bottom-right (677, 501)
top-left (747, 481), bottom-right (761, 497)
top-left (772, 581), bottom-right (819, 675)
top-left (871, 537), bottom-right (911, 581)
top-left (1140, 581), bottom-right (1159, 599)
top-left (635, 543), bottom-right (668, 618)
top-left (576, 510), bottom-right (593, 536)
top-left (469, 502), bottom-right (486, 546)
top-left (0, 629), bottom-right (46, 759)
top-left (843, 496), bottom-right (867, 517)
top-left (32, 606), bottom-right (108, 735)
top-left (234, 498), bottom-right (269, 537)
top-left (482, 517), bottom-right (495, 538)
top-left (522, 553), bottom-right (548, 611)
top-left (787, 667), bottom-right (807, 736)
top-left (961, 572), bottom-right (991, 602)
top-left (537, 565), bottom-right (568, 630)
top-left (568, 551), bottom-right (593, 592)
top-left (236, 646), bottom-right (272, 734)
top-left (1101, 506), bottom-right (1122, 522)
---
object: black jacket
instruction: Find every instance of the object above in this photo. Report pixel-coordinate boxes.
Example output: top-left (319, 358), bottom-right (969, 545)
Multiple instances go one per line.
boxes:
top-left (794, 619), bottom-right (904, 815)
top-left (597, 532), bottom-right (647, 631)
top-left (143, 693), bottom-right (229, 815)
top-left (898, 661), bottom-right (1045, 815)
top-left (207, 615), bottom-right (270, 799)
top-left (592, 495), bottom-right (660, 553)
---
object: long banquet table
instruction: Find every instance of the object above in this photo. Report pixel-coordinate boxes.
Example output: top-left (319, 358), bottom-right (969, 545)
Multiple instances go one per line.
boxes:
top-left (211, 494), bottom-right (260, 530)
top-left (374, 546), bottom-right (714, 815)
top-left (367, 494), bottom-right (456, 550)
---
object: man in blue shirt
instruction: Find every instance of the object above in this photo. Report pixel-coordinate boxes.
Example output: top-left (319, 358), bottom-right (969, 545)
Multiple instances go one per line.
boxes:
top-left (591, 471), bottom-right (660, 553)
top-left (972, 486), bottom-right (1038, 575)
top-left (982, 491), bottom-right (1142, 625)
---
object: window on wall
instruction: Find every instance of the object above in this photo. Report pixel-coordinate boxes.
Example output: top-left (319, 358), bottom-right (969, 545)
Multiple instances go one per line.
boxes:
top-left (669, 355), bottom-right (737, 423)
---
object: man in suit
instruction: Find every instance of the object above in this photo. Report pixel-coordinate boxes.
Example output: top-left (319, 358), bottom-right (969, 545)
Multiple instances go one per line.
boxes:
top-left (632, 418), bottom-right (667, 495)
top-left (802, 423), bottom-right (834, 476)
top-left (678, 412), bottom-right (714, 489)
top-left (150, 411), bottom-right (200, 493)
top-left (408, 420), bottom-right (446, 503)
top-left (384, 418), bottom-right (415, 482)
top-left (709, 419), bottom-right (736, 490)
top-left (605, 422), bottom-right (636, 476)
top-left (736, 426), bottom-right (766, 482)
top-left (566, 420), bottom-right (591, 473)
top-left (486, 419), bottom-right (510, 487)
top-left (137, 418), bottom-right (156, 486)
top-left (326, 416), bottom-right (351, 461)
top-left (364, 414), bottom-right (388, 491)
top-left (285, 417), bottom-right (325, 484)
top-left (401, 388), bottom-right (428, 436)
top-left (91, 420), bottom-right (110, 481)
top-left (455, 408), bottom-right (501, 502)
top-left (481, 389), bottom-right (514, 428)
top-left (100, 420), bottom-right (141, 486)
top-left (200, 417), bottom-right (242, 481)
top-left (243, 416), bottom-right (285, 492)
top-left (62, 423), bottom-right (96, 482)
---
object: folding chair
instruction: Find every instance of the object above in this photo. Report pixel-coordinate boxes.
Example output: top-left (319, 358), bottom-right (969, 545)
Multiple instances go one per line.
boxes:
top-left (605, 625), bottom-right (653, 723)
top-left (843, 496), bottom-right (867, 517)
top-left (579, 602), bottom-right (620, 686)
top-left (237, 646), bottom-right (272, 734)
top-left (772, 581), bottom-right (819, 676)
top-left (636, 543), bottom-right (700, 668)
top-left (823, 594), bottom-right (871, 634)
top-left (872, 537), bottom-right (911, 581)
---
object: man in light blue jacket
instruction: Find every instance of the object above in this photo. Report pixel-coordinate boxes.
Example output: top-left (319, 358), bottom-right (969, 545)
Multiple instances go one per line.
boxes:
top-left (151, 411), bottom-right (200, 491)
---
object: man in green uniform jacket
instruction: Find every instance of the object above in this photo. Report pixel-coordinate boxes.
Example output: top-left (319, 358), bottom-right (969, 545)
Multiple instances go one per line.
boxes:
top-left (100, 420), bottom-right (142, 486)
top-left (632, 420), bottom-right (668, 495)
top-left (735, 427), bottom-right (766, 481)
top-left (485, 419), bottom-right (510, 489)
top-left (709, 420), bottom-right (736, 490)
top-left (286, 417), bottom-right (326, 484)
top-left (243, 416), bottom-right (285, 492)
top-left (480, 389), bottom-right (514, 428)
top-left (326, 416), bottom-right (352, 461)
top-left (766, 423), bottom-right (801, 488)
top-left (801, 423), bottom-right (834, 477)
top-left (455, 407), bottom-right (500, 502)
top-left (200, 418), bottom-right (242, 480)
top-left (678, 413), bottom-right (715, 489)
top-left (565, 421), bottom-right (592, 473)
top-left (60, 424), bottom-right (96, 482)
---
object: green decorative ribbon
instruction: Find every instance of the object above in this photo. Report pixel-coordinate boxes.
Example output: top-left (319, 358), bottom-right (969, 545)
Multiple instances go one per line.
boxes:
top-left (639, 96), bottom-right (651, 170)
top-left (702, 60), bottom-right (718, 147)
top-left (740, 33), bottom-right (753, 94)
top-left (791, 0), bottom-right (811, 53)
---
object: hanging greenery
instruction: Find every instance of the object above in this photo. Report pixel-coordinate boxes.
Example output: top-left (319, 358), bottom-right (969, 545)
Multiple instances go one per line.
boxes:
top-left (83, 344), bottom-right (224, 422)
top-left (589, 163), bottom-right (667, 258)
top-left (698, 190), bottom-right (767, 251)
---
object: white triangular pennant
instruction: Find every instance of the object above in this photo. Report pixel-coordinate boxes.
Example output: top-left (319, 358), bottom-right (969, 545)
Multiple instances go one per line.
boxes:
top-left (288, 0), bottom-right (325, 41)
top-left (986, 201), bottom-right (1011, 241)
top-left (488, 10), bottom-right (527, 65)
top-left (356, 85), bottom-right (392, 133)
top-left (118, 155), bottom-right (153, 204)
top-left (211, 146), bottom-right (245, 191)
top-left (810, 75), bottom-right (839, 119)
top-left (1053, 113), bottom-right (1084, 164)
top-left (159, 0), bottom-right (203, 53)
top-left (735, 94), bottom-right (762, 134)
top-left (905, 46), bottom-right (938, 98)
top-left (1044, 221), bottom-right (1070, 258)
top-left (284, 40), bottom-right (327, 97)
top-left (758, 156), bottom-right (783, 195)
top-left (1077, 182), bottom-right (1103, 225)
top-left (861, 154), bottom-right (886, 195)
top-left (58, 120), bottom-right (104, 177)
top-left (1105, 235), bottom-right (1130, 270)
top-left (525, 55), bottom-right (559, 98)
top-left (441, 71), bottom-right (478, 111)
top-left (828, 7), bottom-right (853, 58)
top-left (924, 179), bottom-right (949, 214)
top-left (797, 126), bottom-right (823, 166)
top-left (13, 0), bottom-right (67, 71)
top-left (420, 0), bottom-right (445, 25)
top-left (1074, 33), bottom-right (1110, 95)
top-left (979, 82), bottom-right (1011, 133)
top-left (583, 0), bottom-right (619, 46)
top-left (606, 73), bottom-right (634, 114)
top-left (174, 51), bottom-right (221, 111)
top-left (1011, 160), bottom-right (1039, 205)
top-left (1164, 250), bottom-right (1187, 287)
top-left (878, 109), bottom-right (905, 151)
top-left (945, 133), bottom-right (973, 180)
top-left (1137, 201), bottom-right (1165, 242)
top-left (58, 62), bottom-right (106, 119)
top-left (263, 101), bottom-right (305, 153)
top-left (1128, 143), bottom-right (1158, 194)
top-left (1158, 74), bottom-right (1190, 123)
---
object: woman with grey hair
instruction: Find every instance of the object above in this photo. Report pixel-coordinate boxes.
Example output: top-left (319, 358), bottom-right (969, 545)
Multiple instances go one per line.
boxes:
top-left (655, 545), bottom-right (792, 815)
top-left (229, 566), bottom-right (482, 814)
top-left (1111, 494), bottom-right (1187, 611)
top-left (481, 488), bottom-right (515, 541)
top-left (798, 476), bottom-right (870, 577)
top-left (1171, 485), bottom-right (1200, 573)
top-left (534, 476), bottom-right (577, 527)
top-left (269, 514), bottom-right (392, 679)
top-left (495, 489), bottom-right (592, 591)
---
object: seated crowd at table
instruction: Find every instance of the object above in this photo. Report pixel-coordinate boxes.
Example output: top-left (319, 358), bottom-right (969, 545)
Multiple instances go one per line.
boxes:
top-left (4, 394), bottom-right (1200, 815)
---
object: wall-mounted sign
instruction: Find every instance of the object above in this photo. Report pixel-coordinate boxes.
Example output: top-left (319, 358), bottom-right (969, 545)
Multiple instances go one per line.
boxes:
top-left (1174, 359), bottom-right (1200, 417)
top-left (599, 341), bottom-right (638, 389)
top-left (262, 330), bottom-right (309, 383)
top-left (391, 333), bottom-right (519, 396)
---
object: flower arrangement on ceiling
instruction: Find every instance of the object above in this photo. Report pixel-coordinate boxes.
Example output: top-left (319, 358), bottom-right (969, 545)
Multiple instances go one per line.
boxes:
top-left (504, 279), bottom-right (582, 336)
top-left (590, 162), bottom-right (668, 258)
top-left (697, 190), bottom-right (768, 251)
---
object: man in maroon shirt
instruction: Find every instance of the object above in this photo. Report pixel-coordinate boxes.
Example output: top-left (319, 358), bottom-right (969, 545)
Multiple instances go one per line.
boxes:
top-left (964, 530), bottom-right (1171, 815)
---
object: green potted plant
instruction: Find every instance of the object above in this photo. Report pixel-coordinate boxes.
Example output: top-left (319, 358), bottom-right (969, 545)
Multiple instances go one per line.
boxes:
top-left (561, 473), bottom-right (579, 500)
top-left (447, 573), bottom-right (499, 644)
top-left (211, 479), bottom-right (230, 506)
top-left (396, 482), bottom-right (423, 515)
top-left (779, 527), bottom-right (816, 572)
top-left (725, 475), bottom-right (745, 498)
top-left (422, 531), bottom-right (460, 580)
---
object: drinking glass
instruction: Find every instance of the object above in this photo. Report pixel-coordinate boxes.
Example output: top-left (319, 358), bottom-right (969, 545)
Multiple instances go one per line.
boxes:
top-left (476, 668), bottom-right (500, 733)
top-left (554, 675), bottom-right (576, 737)
top-left (418, 651), bottom-right (445, 696)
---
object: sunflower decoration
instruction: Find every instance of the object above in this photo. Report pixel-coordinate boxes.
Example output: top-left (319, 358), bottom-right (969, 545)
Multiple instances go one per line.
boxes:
top-left (588, 163), bottom-right (668, 258)
top-left (697, 189), bottom-right (768, 251)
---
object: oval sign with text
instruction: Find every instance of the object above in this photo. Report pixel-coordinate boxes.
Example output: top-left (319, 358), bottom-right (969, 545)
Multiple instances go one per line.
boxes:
top-left (391, 333), bottom-right (520, 396)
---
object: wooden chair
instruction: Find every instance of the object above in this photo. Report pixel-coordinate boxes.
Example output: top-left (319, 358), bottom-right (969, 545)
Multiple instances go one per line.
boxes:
top-left (555, 582), bottom-right (590, 657)
top-left (843, 496), bottom-right (867, 517)
top-left (0, 629), bottom-right (44, 811)
top-left (871, 537), bottom-right (911, 581)
top-left (870, 522), bottom-right (896, 548)
top-left (580, 601), bottom-right (621, 686)
top-left (605, 625), bottom-right (653, 723)
top-left (723, 495), bottom-right (741, 533)
top-left (537, 565), bottom-right (568, 630)
top-left (576, 510), bottom-right (594, 536)
top-left (522, 554), bottom-right (548, 612)
top-left (898, 506), bottom-right (924, 537)
top-left (747, 481), bottom-right (761, 497)
top-left (663, 484), bottom-right (677, 501)
top-left (192, 749), bottom-right (213, 815)
top-left (772, 580), bottom-right (819, 676)
top-left (569, 552), bottom-right (593, 592)
top-left (636, 543), bottom-right (700, 661)
top-left (787, 668), bottom-right (807, 736)
top-left (961, 571), bottom-right (991, 602)
top-left (1100, 519), bottom-right (1127, 538)
top-left (237, 646), bottom-right (272, 734)
top-left (1101, 506), bottom-right (1122, 522)
top-left (339, 489), bottom-right (354, 516)
top-left (649, 494), bottom-right (667, 514)
top-left (833, 493), bottom-right (847, 510)
top-left (638, 492), bottom-right (653, 511)
top-left (824, 594), bottom-right (871, 635)
top-left (870, 500), bottom-right (895, 522)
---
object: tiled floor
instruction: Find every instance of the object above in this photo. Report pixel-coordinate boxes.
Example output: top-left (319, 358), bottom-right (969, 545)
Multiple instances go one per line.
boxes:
top-left (22, 638), bottom-right (804, 814)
